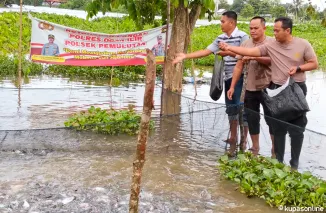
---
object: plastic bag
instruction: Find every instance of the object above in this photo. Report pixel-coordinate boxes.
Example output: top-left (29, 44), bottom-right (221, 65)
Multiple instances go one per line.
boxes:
top-left (262, 78), bottom-right (310, 121)
top-left (209, 55), bottom-right (224, 101)
top-left (266, 77), bottom-right (290, 97)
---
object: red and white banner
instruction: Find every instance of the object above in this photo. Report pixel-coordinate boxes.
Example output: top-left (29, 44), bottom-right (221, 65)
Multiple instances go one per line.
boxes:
top-left (30, 16), bottom-right (171, 66)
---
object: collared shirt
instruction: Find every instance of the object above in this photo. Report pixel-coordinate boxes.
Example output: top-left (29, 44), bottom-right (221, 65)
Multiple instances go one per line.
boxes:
top-left (236, 36), bottom-right (273, 91)
top-left (207, 27), bottom-right (249, 80)
top-left (42, 43), bottom-right (60, 56)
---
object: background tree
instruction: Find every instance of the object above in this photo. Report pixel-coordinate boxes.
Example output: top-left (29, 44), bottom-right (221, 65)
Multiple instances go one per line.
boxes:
top-left (230, 0), bottom-right (244, 13)
top-left (283, 3), bottom-right (296, 14)
top-left (293, 0), bottom-right (304, 19)
top-left (0, 0), bottom-right (14, 6)
top-left (271, 5), bottom-right (286, 18)
top-left (59, 0), bottom-right (91, 9)
top-left (306, 4), bottom-right (317, 20)
top-left (259, 0), bottom-right (271, 15)
top-left (240, 4), bottom-right (254, 18)
top-left (218, 0), bottom-right (230, 10)
top-left (246, 0), bottom-right (262, 14)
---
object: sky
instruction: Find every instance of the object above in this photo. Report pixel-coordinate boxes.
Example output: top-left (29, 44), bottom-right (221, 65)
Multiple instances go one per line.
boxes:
top-left (227, 0), bottom-right (325, 10)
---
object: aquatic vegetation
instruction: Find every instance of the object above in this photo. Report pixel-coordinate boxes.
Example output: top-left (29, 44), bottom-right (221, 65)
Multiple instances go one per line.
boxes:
top-left (64, 106), bottom-right (155, 135)
top-left (218, 152), bottom-right (326, 208)
top-left (0, 55), bottom-right (43, 77)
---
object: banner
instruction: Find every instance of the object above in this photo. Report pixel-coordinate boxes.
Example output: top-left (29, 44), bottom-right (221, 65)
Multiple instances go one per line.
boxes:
top-left (30, 16), bottom-right (171, 66)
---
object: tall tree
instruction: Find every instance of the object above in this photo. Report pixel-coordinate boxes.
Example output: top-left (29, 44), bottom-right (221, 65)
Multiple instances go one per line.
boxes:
top-left (246, 0), bottom-right (262, 14)
top-left (218, 0), bottom-right (230, 10)
top-left (240, 4), bottom-right (254, 18)
top-left (230, 0), bottom-right (244, 13)
top-left (283, 3), bottom-right (295, 14)
top-left (293, 0), bottom-right (304, 19)
top-left (271, 5), bottom-right (286, 18)
top-left (306, 4), bottom-right (317, 20)
top-left (259, 0), bottom-right (271, 15)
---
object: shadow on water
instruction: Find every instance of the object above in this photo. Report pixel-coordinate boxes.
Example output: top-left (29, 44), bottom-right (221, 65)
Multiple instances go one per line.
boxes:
top-left (0, 73), bottom-right (326, 212)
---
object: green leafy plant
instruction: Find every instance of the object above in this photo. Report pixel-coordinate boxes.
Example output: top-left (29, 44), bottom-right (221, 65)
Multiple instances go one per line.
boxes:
top-left (64, 106), bottom-right (155, 135)
top-left (218, 152), bottom-right (326, 208)
top-left (0, 55), bottom-right (43, 77)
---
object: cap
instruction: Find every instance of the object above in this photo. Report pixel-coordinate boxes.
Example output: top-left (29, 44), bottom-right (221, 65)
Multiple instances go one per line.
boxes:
top-left (157, 35), bottom-right (163, 40)
top-left (48, 34), bottom-right (55, 39)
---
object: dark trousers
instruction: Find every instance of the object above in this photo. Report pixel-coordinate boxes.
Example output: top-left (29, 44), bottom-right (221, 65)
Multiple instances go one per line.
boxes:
top-left (244, 90), bottom-right (273, 135)
top-left (269, 82), bottom-right (308, 169)
top-left (224, 75), bottom-right (244, 121)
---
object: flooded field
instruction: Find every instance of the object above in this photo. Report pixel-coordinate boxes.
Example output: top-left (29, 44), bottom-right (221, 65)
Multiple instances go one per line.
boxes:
top-left (0, 71), bottom-right (325, 212)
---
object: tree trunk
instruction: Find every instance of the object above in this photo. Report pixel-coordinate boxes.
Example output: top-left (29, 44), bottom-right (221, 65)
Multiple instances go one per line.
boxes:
top-left (161, 88), bottom-right (181, 115)
top-left (163, 2), bottom-right (201, 93)
top-left (161, 2), bottom-right (201, 115)
top-left (129, 49), bottom-right (156, 213)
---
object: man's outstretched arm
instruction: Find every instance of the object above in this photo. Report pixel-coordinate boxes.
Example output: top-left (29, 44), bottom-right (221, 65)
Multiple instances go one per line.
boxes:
top-left (219, 42), bottom-right (261, 57)
top-left (173, 49), bottom-right (212, 64)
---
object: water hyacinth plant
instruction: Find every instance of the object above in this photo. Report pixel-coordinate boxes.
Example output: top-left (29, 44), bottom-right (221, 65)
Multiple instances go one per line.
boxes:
top-left (218, 152), bottom-right (326, 208)
top-left (64, 106), bottom-right (155, 135)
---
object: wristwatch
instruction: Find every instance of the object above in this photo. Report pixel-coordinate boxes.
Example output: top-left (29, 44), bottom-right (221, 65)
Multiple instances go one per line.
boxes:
top-left (296, 66), bottom-right (302, 72)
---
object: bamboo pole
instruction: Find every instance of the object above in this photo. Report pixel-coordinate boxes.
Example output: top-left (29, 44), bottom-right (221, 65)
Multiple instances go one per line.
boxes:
top-left (160, 0), bottom-right (170, 117)
top-left (239, 65), bottom-right (248, 152)
top-left (18, 0), bottom-right (23, 87)
top-left (109, 67), bottom-right (114, 109)
top-left (129, 49), bottom-right (156, 213)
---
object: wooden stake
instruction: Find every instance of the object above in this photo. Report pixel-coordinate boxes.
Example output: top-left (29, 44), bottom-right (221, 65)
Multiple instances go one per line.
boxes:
top-left (129, 49), bottom-right (156, 213)
top-left (18, 0), bottom-right (23, 87)
top-left (160, 0), bottom-right (170, 117)
top-left (109, 67), bottom-right (114, 109)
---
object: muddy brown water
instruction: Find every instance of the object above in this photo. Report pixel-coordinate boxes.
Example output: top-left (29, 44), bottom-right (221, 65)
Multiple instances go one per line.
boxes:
top-left (0, 72), bottom-right (325, 212)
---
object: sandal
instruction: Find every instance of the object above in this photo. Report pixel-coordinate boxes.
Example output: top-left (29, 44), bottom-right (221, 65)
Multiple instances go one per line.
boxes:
top-left (223, 138), bottom-right (236, 144)
top-left (248, 147), bottom-right (260, 156)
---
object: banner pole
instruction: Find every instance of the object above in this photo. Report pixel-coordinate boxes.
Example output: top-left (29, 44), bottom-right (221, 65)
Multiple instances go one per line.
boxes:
top-left (18, 0), bottom-right (23, 87)
top-left (160, 0), bottom-right (170, 117)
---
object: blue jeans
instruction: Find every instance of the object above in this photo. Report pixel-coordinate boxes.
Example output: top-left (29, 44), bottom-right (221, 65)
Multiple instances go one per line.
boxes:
top-left (224, 75), bottom-right (243, 121)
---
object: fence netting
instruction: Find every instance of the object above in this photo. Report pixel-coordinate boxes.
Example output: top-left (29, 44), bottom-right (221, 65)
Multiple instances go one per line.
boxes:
top-left (0, 83), bottom-right (325, 212)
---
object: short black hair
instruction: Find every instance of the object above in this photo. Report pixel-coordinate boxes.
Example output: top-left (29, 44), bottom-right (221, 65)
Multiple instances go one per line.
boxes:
top-left (251, 16), bottom-right (266, 26)
top-left (222, 11), bottom-right (238, 22)
top-left (274, 17), bottom-right (293, 33)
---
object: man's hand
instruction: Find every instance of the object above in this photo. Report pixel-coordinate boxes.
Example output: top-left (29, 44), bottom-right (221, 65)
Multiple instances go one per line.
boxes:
top-left (172, 53), bottom-right (186, 64)
top-left (227, 88), bottom-right (234, 100)
top-left (217, 51), bottom-right (230, 57)
top-left (242, 56), bottom-right (254, 64)
top-left (289, 66), bottom-right (297, 75)
top-left (218, 42), bottom-right (230, 51)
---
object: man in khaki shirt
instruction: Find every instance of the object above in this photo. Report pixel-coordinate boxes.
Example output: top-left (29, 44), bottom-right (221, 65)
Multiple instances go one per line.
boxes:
top-left (218, 17), bottom-right (318, 170)
top-left (227, 16), bottom-right (274, 156)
